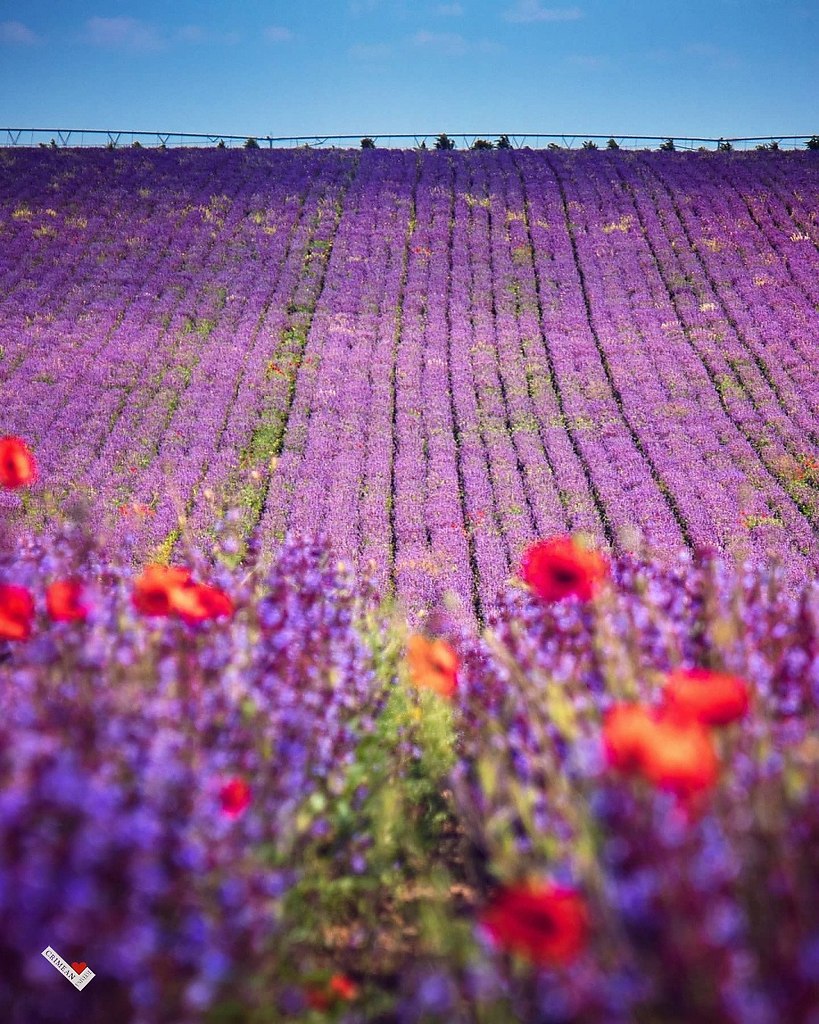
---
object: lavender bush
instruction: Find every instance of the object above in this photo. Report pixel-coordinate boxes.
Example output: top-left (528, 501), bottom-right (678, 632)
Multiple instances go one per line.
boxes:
top-left (0, 521), bottom-right (390, 1023)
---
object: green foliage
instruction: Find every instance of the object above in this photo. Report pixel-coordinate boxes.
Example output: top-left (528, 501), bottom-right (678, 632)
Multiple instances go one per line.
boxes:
top-left (360, 137), bottom-right (376, 149)
top-left (182, 315), bottom-right (217, 339)
top-left (495, 134), bottom-right (512, 150)
top-left (434, 133), bottom-right (456, 151)
top-left (659, 138), bottom-right (676, 152)
top-left (260, 615), bottom-right (461, 1009)
top-left (743, 512), bottom-right (783, 529)
top-left (582, 140), bottom-right (599, 150)
top-left (806, 135), bottom-right (819, 151)
top-left (471, 139), bottom-right (494, 151)
top-left (717, 137), bottom-right (733, 151)
top-left (244, 137), bottom-right (260, 149)
top-left (606, 137), bottom-right (620, 149)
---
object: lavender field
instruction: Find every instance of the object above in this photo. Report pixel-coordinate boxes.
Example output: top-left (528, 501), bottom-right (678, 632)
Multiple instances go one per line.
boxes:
top-left (4, 144), bottom-right (819, 1023)
top-left (2, 147), bottom-right (819, 624)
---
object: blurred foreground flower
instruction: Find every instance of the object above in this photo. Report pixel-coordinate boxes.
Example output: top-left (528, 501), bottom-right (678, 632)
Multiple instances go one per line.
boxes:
top-left (0, 435), bottom-right (37, 488)
top-left (406, 634), bottom-right (459, 698)
top-left (132, 563), bottom-right (193, 615)
top-left (521, 535), bottom-right (609, 603)
top-left (171, 581), bottom-right (235, 623)
top-left (46, 579), bottom-right (90, 622)
top-left (132, 563), bottom-right (233, 622)
top-left (219, 778), bottom-right (252, 818)
top-left (305, 972), bottom-right (360, 1010)
top-left (662, 667), bottom-right (750, 726)
top-left (0, 582), bottom-right (35, 640)
top-left (480, 882), bottom-right (588, 966)
top-left (604, 703), bottom-right (719, 796)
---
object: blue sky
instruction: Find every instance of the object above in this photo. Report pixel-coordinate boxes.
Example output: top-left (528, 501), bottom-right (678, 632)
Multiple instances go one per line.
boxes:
top-left (0, 1), bottom-right (816, 142)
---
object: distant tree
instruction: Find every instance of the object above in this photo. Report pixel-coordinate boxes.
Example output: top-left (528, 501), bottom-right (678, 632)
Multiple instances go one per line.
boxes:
top-left (360, 137), bottom-right (376, 149)
top-left (106, 141), bottom-right (116, 150)
top-left (547, 142), bottom-right (562, 151)
top-left (471, 138), bottom-right (493, 150)
top-left (495, 134), bottom-right (512, 149)
top-left (49, 138), bottom-right (58, 149)
top-left (581, 139), bottom-right (598, 150)
top-left (417, 140), bottom-right (428, 150)
top-left (756, 140), bottom-right (780, 151)
top-left (606, 138), bottom-right (620, 150)
top-left (131, 140), bottom-right (142, 149)
top-left (216, 140), bottom-right (226, 149)
top-left (717, 138), bottom-right (733, 151)
top-left (435, 133), bottom-right (456, 150)
top-left (806, 135), bottom-right (819, 151)
top-left (659, 138), bottom-right (676, 152)
top-left (244, 137), bottom-right (260, 149)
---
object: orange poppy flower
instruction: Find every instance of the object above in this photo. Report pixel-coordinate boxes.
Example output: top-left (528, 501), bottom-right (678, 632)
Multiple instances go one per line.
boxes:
top-left (638, 716), bottom-right (719, 796)
top-left (132, 564), bottom-right (193, 616)
top-left (602, 703), bottom-right (658, 772)
top-left (481, 881), bottom-right (588, 967)
top-left (406, 634), bottom-right (458, 698)
top-left (662, 667), bottom-right (750, 726)
top-left (219, 778), bottom-right (251, 817)
top-left (605, 702), bottom-right (720, 796)
top-left (0, 436), bottom-right (37, 488)
top-left (170, 582), bottom-right (234, 623)
top-left (521, 536), bottom-right (609, 603)
top-left (46, 579), bottom-right (90, 622)
top-left (0, 583), bottom-right (34, 641)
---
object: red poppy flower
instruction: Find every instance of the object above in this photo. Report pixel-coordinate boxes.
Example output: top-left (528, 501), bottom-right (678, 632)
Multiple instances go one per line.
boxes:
top-left (219, 778), bottom-right (251, 817)
top-left (328, 974), bottom-right (358, 1000)
top-left (406, 634), bottom-right (458, 698)
top-left (639, 716), bottom-right (719, 796)
top-left (305, 988), bottom-right (330, 1012)
top-left (132, 564), bottom-right (192, 616)
top-left (46, 579), bottom-right (90, 622)
top-left (306, 973), bottom-right (359, 1010)
top-left (662, 667), bottom-right (750, 726)
top-left (0, 436), bottom-right (37, 489)
top-left (170, 583), bottom-right (234, 623)
top-left (0, 584), bottom-right (35, 641)
top-left (480, 881), bottom-right (588, 966)
top-left (521, 536), bottom-right (609, 603)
